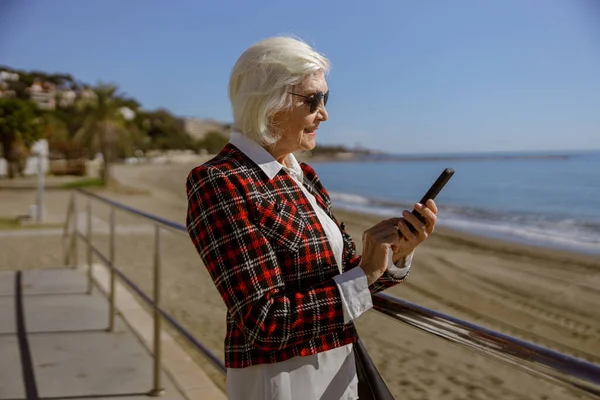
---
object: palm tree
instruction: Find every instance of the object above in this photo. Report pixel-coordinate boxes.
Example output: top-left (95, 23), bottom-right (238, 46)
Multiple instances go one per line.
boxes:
top-left (74, 83), bottom-right (134, 185)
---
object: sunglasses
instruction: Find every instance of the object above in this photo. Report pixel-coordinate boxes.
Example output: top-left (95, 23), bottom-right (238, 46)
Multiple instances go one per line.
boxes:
top-left (288, 91), bottom-right (329, 113)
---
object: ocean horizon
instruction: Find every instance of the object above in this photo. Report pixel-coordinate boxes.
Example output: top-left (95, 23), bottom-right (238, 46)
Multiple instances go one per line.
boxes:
top-left (351, 148), bottom-right (600, 160)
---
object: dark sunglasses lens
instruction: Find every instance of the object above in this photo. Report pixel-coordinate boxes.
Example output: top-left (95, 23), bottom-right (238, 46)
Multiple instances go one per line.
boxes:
top-left (310, 93), bottom-right (321, 113)
top-left (311, 92), bottom-right (327, 113)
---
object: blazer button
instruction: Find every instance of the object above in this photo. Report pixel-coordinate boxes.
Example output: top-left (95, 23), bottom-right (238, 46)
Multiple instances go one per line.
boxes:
top-left (340, 222), bottom-right (346, 230)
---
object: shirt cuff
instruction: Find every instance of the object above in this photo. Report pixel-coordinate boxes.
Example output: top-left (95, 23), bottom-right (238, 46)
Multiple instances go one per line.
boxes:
top-left (386, 249), bottom-right (414, 280)
top-left (333, 267), bottom-right (373, 324)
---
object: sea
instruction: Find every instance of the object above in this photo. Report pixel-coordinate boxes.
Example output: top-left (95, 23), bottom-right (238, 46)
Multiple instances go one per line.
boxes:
top-left (311, 150), bottom-right (600, 256)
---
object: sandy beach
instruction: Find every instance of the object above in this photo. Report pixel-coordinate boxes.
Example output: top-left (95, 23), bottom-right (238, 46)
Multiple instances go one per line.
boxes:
top-left (1, 161), bottom-right (599, 400)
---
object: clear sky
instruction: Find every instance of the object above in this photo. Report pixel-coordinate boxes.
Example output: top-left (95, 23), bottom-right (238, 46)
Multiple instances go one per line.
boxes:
top-left (1, 0), bottom-right (599, 154)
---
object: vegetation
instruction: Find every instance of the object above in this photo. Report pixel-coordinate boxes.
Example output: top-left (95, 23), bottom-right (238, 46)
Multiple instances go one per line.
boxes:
top-left (0, 98), bottom-right (43, 178)
top-left (310, 144), bottom-right (375, 156)
top-left (198, 131), bottom-right (229, 154)
top-left (59, 177), bottom-right (104, 189)
top-left (0, 216), bottom-right (63, 230)
top-left (0, 217), bottom-right (20, 229)
top-left (310, 145), bottom-right (352, 155)
top-left (136, 108), bottom-right (195, 151)
top-left (0, 65), bottom-right (232, 184)
top-left (73, 83), bottom-right (131, 184)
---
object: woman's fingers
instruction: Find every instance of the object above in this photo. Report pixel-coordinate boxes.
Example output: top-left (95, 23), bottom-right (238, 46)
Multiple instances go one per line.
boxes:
top-left (374, 226), bottom-right (402, 246)
top-left (425, 199), bottom-right (438, 214)
top-left (364, 218), bottom-right (403, 245)
top-left (396, 220), bottom-right (418, 243)
top-left (401, 210), bottom-right (428, 240)
top-left (415, 202), bottom-right (437, 234)
top-left (381, 201), bottom-right (440, 260)
top-left (366, 212), bottom-right (436, 254)
top-left (380, 231), bottom-right (402, 247)
top-left (362, 218), bottom-right (406, 282)
top-left (376, 217), bottom-right (403, 230)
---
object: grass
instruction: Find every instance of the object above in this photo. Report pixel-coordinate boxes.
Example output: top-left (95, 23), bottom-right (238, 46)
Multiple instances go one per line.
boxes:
top-left (59, 177), bottom-right (149, 194)
top-left (0, 218), bottom-right (20, 230)
top-left (59, 177), bottom-right (104, 189)
top-left (0, 217), bottom-right (64, 231)
top-left (51, 176), bottom-right (150, 196)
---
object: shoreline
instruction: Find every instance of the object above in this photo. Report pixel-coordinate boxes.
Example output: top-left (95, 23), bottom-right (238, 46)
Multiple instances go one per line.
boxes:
top-left (443, 223), bottom-right (600, 258)
top-left (301, 152), bottom-right (578, 164)
top-left (336, 205), bottom-right (600, 258)
top-left (333, 207), bottom-right (600, 269)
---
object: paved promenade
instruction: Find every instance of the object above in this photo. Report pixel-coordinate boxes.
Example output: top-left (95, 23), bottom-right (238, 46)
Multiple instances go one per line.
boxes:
top-left (0, 267), bottom-right (225, 400)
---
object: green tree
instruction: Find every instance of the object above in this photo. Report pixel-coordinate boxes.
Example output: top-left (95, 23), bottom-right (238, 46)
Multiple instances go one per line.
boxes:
top-left (198, 131), bottom-right (228, 154)
top-left (0, 98), bottom-right (42, 179)
top-left (135, 109), bottom-right (194, 150)
top-left (73, 83), bottom-right (130, 185)
top-left (40, 110), bottom-right (69, 142)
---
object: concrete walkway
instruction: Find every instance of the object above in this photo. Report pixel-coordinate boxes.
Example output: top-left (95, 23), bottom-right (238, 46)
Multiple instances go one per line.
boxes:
top-left (0, 267), bottom-right (225, 400)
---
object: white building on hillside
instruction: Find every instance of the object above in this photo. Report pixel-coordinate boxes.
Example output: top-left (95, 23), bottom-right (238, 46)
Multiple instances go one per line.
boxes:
top-left (28, 81), bottom-right (56, 110)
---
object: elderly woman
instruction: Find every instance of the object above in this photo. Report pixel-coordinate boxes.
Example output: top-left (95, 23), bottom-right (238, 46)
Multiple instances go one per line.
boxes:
top-left (186, 36), bottom-right (438, 400)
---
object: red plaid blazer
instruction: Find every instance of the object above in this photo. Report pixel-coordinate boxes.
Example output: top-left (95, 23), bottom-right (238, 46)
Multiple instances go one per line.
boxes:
top-left (186, 143), bottom-right (406, 368)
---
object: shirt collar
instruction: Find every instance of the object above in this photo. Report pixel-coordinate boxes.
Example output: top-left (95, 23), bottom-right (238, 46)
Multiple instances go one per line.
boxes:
top-left (229, 131), bottom-right (303, 181)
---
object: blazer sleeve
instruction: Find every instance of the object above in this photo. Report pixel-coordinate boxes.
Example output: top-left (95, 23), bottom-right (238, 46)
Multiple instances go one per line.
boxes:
top-left (367, 261), bottom-right (411, 293)
top-left (185, 166), bottom-right (347, 351)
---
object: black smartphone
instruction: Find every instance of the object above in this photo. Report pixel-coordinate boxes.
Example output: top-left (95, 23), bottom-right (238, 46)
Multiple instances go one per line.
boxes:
top-left (406, 167), bottom-right (455, 232)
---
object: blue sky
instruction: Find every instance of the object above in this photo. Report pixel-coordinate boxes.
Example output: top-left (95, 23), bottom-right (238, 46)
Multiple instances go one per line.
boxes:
top-left (1, 0), bottom-right (599, 154)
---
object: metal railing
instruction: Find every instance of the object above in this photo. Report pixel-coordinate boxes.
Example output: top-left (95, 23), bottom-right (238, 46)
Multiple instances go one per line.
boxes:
top-left (62, 189), bottom-right (600, 399)
top-left (62, 190), bottom-right (226, 397)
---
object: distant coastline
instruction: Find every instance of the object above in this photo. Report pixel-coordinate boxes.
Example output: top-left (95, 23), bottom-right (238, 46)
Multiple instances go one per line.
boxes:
top-left (302, 151), bottom-right (573, 164)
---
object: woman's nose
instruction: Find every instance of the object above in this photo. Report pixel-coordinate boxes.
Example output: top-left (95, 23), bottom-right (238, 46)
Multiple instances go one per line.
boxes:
top-left (318, 104), bottom-right (328, 121)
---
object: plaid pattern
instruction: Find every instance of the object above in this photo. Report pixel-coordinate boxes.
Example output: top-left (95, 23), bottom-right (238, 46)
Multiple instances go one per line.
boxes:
top-left (186, 143), bottom-right (407, 368)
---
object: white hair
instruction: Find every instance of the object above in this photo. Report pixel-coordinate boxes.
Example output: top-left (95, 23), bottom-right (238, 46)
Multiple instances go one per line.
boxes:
top-left (228, 36), bottom-right (331, 146)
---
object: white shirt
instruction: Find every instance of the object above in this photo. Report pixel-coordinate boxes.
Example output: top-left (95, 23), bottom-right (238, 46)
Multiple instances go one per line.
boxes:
top-left (226, 132), bottom-right (412, 400)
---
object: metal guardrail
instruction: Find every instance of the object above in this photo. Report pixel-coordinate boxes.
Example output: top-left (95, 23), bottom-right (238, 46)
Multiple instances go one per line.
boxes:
top-left (62, 190), bottom-right (226, 397)
top-left (373, 294), bottom-right (600, 398)
top-left (63, 189), bottom-right (600, 399)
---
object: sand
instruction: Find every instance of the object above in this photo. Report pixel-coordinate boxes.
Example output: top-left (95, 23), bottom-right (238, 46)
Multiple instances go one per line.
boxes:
top-left (1, 162), bottom-right (599, 400)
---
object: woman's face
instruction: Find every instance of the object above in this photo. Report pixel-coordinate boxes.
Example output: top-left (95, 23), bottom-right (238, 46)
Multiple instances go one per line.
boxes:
top-left (270, 70), bottom-right (329, 162)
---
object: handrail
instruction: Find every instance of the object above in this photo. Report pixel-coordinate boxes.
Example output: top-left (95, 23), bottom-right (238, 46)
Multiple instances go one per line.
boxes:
top-left (70, 189), bottom-right (600, 399)
top-left (80, 189), bottom-right (187, 233)
top-left (63, 190), bottom-right (226, 396)
top-left (373, 293), bottom-right (600, 398)
top-left (76, 231), bottom-right (227, 375)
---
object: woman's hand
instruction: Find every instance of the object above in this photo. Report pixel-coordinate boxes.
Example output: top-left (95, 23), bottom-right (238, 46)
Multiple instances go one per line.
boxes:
top-left (360, 217), bottom-right (404, 285)
top-left (360, 200), bottom-right (439, 285)
top-left (392, 199), bottom-right (438, 262)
